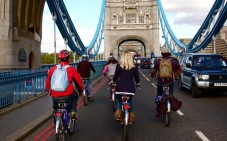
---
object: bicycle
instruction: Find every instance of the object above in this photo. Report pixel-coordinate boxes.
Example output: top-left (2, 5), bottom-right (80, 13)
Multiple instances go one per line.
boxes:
top-left (109, 82), bottom-right (117, 112)
top-left (82, 78), bottom-right (90, 106)
top-left (54, 98), bottom-right (76, 141)
top-left (161, 84), bottom-right (172, 127)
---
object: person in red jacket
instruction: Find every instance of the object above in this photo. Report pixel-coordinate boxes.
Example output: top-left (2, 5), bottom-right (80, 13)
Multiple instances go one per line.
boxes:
top-left (77, 54), bottom-right (96, 101)
top-left (46, 50), bottom-right (84, 119)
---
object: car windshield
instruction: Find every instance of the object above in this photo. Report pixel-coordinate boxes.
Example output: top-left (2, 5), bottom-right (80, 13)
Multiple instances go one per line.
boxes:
top-left (193, 55), bottom-right (227, 68)
top-left (141, 58), bottom-right (150, 62)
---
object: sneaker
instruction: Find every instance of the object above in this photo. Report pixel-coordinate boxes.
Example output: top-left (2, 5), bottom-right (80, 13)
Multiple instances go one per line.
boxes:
top-left (155, 112), bottom-right (162, 118)
top-left (88, 96), bottom-right (94, 102)
top-left (129, 112), bottom-right (135, 124)
top-left (115, 110), bottom-right (122, 121)
top-left (70, 111), bottom-right (78, 120)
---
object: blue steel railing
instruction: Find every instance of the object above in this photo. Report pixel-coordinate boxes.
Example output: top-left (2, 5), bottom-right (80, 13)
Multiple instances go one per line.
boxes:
top-left (0, 61), bottom-right (106, 109)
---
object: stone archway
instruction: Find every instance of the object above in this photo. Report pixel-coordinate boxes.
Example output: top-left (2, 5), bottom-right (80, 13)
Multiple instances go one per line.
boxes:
top-left (117, 40), bottom-right (145, 59)
top-left (29, 52), bottom-right (35, 69)
top-left (111, 35), bottom-right (152, 60)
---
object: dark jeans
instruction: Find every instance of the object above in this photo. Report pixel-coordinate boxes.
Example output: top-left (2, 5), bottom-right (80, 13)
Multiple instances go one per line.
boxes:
top-left (157, 83), bottom-right (174, 96)
top-left (52, 92), bottom-right (79, 113)
top-left (116, 94), bottom-right (133, 112)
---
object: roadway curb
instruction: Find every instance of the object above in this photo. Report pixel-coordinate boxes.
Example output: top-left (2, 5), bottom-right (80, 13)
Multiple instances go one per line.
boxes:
top-left (5, 76), bottom-right (104, 141)
top-left (5, 111), bottom-right (53, 141)
top-left (0, 92), bottom-right (48, 117)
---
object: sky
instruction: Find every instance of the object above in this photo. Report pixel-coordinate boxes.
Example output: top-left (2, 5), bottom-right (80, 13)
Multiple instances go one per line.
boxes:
top-left (41, 0), bottom-right (227, 53)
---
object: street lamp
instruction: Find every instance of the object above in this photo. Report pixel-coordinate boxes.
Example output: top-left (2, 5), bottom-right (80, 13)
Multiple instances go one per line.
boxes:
top-left (73, 52), bottom-right (76, 63)
top-left (52, 12), bottom-right (57, 64)
top-left (64, 38), bottom-right (68, 50)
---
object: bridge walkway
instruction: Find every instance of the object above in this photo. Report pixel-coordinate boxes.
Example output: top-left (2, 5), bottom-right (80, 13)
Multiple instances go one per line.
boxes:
top-left (0, 76), bottom-right (103, 141)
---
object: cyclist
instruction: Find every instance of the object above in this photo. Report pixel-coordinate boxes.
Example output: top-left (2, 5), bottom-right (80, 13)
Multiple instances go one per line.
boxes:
top-left (111, 51), bottom-right (140, 124)
top-left (77, 54), bottom-right (96, 101)
top-left (46, 50), bottom-right (84, 120)
top-left (102, 55), bottom-right (118, 99)
top-left (149, 48), bottom-right (182, 116)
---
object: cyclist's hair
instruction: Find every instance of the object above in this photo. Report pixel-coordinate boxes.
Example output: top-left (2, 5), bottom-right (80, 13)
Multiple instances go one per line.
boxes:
top-left (120, 51), bottom-right (135, 70)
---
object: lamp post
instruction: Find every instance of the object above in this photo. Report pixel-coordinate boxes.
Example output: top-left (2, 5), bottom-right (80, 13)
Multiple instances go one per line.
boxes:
top-left (52, 12), bottom-right (57, 64)
top-left (73, 52), bottom-right (76, 63)
top-left (64, 38), bottom-right (68, 50)
top-left (212, 35), bottom-right (216, 54)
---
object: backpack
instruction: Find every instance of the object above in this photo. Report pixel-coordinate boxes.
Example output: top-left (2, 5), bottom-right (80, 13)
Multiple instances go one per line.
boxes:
top-left (156, 96), bottom-right (168, 115)
top-left (51, 64), bottom-right (70, 92)
top-left (159, 59), bottom-right (173, 78)
top-left (170, 96), bottom-right (182, 111)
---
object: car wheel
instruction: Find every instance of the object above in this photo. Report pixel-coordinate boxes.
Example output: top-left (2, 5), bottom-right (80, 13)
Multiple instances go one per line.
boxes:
top-left (191, 80), bottom-right (202, 98)
top-left (178, 77), bottom-right (184, 90)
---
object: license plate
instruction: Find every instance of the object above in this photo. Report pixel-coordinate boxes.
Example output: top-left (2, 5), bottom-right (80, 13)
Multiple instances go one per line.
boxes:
top-left (214, 83), bottom-right (227, 86)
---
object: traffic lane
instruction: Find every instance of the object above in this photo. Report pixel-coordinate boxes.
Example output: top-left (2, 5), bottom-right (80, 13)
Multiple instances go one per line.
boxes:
top-left (25, 70), bottom-right (220, 141)
top-left (141, 68), bottom-right (227, 141)
top-left (173, 86), bottom-right (227, 141)
top-left (144, 67), bottom-right (227, 141)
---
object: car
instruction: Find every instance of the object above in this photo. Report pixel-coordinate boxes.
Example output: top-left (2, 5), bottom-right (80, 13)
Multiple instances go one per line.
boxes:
top-left (140, 57), bottom-right (151, 69)
top-left (133, 57), bottom-right (142, 65)
top-left (178, 53), bottom-right (227, 98)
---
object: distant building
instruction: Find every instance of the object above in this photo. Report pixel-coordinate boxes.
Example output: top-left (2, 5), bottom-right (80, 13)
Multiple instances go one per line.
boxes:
top-left (179, 26), bottom-right (227, 58)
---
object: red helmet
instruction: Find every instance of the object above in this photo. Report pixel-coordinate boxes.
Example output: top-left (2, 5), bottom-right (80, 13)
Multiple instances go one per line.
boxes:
top-left (59, 50), bottom-right (70, 61)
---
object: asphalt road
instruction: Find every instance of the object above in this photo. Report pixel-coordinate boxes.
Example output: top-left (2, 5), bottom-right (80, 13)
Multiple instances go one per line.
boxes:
top-left (24, 68), bottom-right (227, 141)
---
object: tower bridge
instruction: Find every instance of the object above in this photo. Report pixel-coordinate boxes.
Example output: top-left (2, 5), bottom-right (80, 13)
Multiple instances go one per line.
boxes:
top-left (0, 0), bottom-right (227, 69)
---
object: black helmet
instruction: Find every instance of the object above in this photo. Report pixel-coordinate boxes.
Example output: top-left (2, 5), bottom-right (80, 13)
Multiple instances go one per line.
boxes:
top-left (108, 55), bottom-right (115, 61)
top-left (82, 54), bottom-right (89, 60)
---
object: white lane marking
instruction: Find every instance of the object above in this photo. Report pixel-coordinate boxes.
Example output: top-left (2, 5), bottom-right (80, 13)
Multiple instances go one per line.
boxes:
top-left (195, 131), bottom-right (210, 141)
top-left (176, 110), bottom-right (184, 116)
top-left (146, 77), bottom-right (150, 81)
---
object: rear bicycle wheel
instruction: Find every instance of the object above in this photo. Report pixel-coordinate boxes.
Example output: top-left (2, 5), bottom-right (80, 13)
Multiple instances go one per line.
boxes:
top-left (84, 94), bottom-right (88, 106)
top-left (123, 111), bottom-right (129, 141)
top-left (165, 100), bottom-right (171, 127)
top-left (165, 112), bottom-right (171, 127)
top-left (67, 118), bottom-right (75, 135)
top-left (56, 122), bottom-right (65, 141)
top-left (112, 101), bottom-right (116, 112)
top-left (123, 124), bottom-right (128, 141)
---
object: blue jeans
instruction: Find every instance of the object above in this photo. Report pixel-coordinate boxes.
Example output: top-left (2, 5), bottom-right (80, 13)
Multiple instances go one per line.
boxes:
top-left (82, 77), bottom-right (93, 97)
top-left (157, 83), bottom-right (174, 96)
top-left (116, 94), bottom-right (133, 112)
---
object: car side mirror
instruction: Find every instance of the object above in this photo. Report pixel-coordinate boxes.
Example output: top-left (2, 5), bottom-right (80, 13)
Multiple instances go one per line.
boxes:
top-left (186, 63), bottom-right (191, 68)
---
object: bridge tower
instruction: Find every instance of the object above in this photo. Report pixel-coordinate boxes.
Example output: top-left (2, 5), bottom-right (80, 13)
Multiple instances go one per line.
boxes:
top-left (0, 0), bottom-right (45, 69)
top-left (104, 0), bottom-right (160, 59)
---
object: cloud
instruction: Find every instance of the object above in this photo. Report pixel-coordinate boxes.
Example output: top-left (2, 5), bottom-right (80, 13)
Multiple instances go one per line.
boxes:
top-left (162, 0), bottom-right (216, 26)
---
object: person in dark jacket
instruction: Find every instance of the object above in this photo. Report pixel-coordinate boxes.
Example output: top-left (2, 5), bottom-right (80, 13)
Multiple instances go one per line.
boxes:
top-left (77, 54), bottom-right (96, 101)
top-left (111, 51), bottom-right (140, 124)
top-left (46, 50), bottom-right (84, 119)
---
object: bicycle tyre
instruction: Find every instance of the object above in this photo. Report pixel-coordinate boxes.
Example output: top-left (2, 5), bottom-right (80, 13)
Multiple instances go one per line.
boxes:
top-left (56, 123), bottom-right (65, 141)
top-left (84, 95), bottom-right (88, 106)
top-left (165, 112), bottom-right (170, 127)
top-left (123, 124), bottom-right (128, 141)
top-left (67, 118), bottom-right (75, 135)
top-left (112, 101), bottom-right (116, 112)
